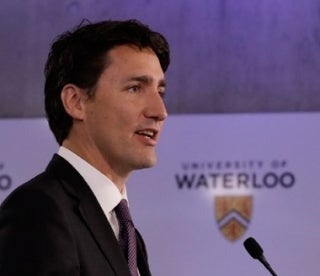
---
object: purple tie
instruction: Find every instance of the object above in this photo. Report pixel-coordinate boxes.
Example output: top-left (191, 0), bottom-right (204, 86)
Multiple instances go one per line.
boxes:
top-left (114, 199), bottom-right (138, 276)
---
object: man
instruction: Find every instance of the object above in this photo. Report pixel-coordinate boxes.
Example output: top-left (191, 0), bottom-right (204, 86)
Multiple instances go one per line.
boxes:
top-left (0, 19), bottom-right (170, 275)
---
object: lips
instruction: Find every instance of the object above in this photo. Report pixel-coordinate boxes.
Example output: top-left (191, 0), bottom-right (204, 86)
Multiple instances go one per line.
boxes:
top-left (135, 128), bottom-right (159, 146)
top-left (136, 129), bottom-right (156, 139)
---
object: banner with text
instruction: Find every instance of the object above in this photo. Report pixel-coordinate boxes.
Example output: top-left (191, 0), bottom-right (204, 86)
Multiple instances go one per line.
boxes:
top-left (1, 114), bottom-right (319, 275)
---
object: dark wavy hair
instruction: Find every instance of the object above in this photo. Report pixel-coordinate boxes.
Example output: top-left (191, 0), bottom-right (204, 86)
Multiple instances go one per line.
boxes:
top-left (44, 19), bottom-right (170, 145)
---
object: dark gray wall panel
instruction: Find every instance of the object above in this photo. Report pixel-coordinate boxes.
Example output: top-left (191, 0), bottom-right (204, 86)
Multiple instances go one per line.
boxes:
top-left (1, 0), bottom-right (320, 117)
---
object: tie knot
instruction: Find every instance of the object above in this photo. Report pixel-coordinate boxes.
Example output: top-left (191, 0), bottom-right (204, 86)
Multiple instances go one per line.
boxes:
top-left (114, 199), bottom-right (133, 224)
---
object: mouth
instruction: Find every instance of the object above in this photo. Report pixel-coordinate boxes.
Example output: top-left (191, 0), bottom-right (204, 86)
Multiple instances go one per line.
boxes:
top-left (135, 129), bottom-right (158, 139)
top-left (135, 128), bottom-right (159, 145)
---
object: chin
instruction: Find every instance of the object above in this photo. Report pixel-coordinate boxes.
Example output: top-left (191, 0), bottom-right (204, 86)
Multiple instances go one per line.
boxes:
top-left (134, 156), bottom-right (157, 170)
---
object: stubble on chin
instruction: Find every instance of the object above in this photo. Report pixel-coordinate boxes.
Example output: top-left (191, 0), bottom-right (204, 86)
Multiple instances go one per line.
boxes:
top-left (133, 153), bottom-right (157, 171)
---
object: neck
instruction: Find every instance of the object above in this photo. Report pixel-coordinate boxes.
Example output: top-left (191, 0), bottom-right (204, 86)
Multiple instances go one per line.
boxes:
top-left (62, 139), bottom-right (129, 193)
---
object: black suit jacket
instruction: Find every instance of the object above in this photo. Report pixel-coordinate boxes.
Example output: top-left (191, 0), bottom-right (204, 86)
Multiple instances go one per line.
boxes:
top-left (0, 154), bottom-right (152, 275)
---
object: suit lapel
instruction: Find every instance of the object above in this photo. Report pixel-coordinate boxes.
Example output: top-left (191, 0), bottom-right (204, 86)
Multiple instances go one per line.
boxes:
top-left (77, 195), bottom-right (130, 276)
top-left (46, 155), bottom-right (131, 276)
top-left (136, 230), bottom-right (152, 276)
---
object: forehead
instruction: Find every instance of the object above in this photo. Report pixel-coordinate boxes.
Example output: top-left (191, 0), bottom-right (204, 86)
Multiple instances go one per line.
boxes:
top-left (107, 45), bottom-right (161, 68)
top-left (108, 44), bottom-right (155, 57)
top-left (102, 45), bottom-right (165, 81)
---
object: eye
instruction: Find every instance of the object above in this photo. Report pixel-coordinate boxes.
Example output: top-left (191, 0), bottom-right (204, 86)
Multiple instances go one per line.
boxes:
top-left (159, 87), bottom-right (166, 99)
top-left (127, 85), bottom-right (141, 93)
top-left (159, 91), bottom-right (166, 99)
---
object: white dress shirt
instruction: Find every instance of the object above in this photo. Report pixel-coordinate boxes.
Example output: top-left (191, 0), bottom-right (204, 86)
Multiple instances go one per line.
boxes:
top-left (58, 146), bottom-right (128, 239)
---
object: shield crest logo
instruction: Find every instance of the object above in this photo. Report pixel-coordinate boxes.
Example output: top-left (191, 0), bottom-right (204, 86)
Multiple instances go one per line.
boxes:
top-left (215, 195), bottom-right (253, 242)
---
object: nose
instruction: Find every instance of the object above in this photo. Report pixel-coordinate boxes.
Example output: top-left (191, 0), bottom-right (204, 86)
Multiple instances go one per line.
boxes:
top-left (144, 93), bottom-right (168, 122)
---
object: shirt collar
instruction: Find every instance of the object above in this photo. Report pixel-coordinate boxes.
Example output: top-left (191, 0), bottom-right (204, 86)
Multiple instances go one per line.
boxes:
top-left (58, 146), bottom-right (128, 217)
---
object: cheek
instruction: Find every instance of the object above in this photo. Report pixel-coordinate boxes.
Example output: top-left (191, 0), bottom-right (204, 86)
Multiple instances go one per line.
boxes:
top-left (104, 107), bottom-right (137, 136)
top-left (88, 98), bottom-right (139, 134)
top-left (113, 103), bottom-right (139, 122)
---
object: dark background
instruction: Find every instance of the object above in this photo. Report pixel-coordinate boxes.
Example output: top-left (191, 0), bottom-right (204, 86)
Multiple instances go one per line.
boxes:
top-left (1, 0), bottom-right (320, 117)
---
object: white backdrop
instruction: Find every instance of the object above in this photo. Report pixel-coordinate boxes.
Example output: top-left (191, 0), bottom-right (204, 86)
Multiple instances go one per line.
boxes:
top-left (1, 114), bottom-right (320, 275)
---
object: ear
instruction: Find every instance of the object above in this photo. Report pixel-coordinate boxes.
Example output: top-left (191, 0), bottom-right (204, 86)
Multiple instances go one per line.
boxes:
top-left (60, 84), bottom-right (86, 120)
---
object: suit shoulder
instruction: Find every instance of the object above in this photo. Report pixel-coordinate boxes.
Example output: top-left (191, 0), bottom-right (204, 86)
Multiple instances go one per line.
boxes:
top-left (0, 169), bottom-right (70, 215)
top-left (1, 154), bottom-right (83, 210)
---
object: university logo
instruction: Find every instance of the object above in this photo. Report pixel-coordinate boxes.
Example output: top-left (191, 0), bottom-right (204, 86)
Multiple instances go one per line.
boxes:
top-left (215, 195), bottom-right (253, 242)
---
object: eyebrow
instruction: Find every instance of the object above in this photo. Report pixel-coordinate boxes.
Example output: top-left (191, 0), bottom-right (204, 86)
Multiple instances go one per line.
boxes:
top-left (126, 75), bottom-right (166, 87)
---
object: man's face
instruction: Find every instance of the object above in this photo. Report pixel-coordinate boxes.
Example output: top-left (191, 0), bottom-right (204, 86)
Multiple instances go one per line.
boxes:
top-left (83, 45), bottom-right (167, 176)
